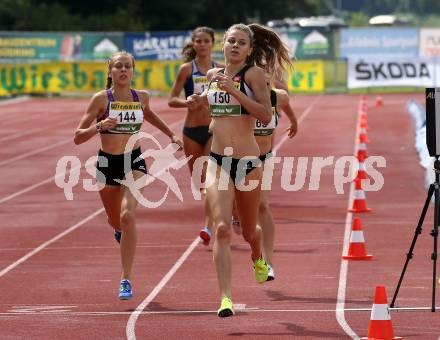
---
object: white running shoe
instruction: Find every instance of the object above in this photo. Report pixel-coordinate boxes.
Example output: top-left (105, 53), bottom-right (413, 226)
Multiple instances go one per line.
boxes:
top-left (267, 265), bottom-right (275, 281)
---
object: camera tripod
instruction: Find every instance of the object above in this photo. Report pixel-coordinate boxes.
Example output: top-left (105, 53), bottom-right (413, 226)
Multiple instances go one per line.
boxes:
top-left (391, 157), bottom-right (439, 312)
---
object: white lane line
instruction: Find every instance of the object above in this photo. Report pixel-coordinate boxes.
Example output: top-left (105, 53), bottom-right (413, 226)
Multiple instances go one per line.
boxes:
top-left (126, 237), bottom-right (201, 340)
top-left (0, 115), bottom-right (184, 167)
top-left (336, 97), bottom-right (363, 340)
top-left (0, 118), bottom-right (78, 143)
top-left (273, 95), bottom-right (322, 152)
top-left (0, 119), bottom-right (184, 204)
top-left (0, 244), bottom-right (200, 252)
top-left (0, 124), bottom-right (185, 277)
top-left (0, 241), bottom-right (339, 253)
top-left (0, 164), bottom-right (81, 204)
top-left (0, 209), bottom-right (104, 278)
top-left (8, 305), bottom-right (78, 313)
top-left (0, 96), bottom-right (30, 108)
top-left (0, 139), bottom-right (71, 167)
top-left (125, 95), bottom-right (322, 340)
top-left (336, 206), bottom-right (358, 339)
top-left (2, 306), bottom-right (438, 317)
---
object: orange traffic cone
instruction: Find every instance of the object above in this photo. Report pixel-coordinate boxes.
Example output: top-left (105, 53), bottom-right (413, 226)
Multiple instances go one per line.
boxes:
top-left (357, 143), bottom-right (368, 160)
top-left (360, 110), bottom-right (367, 121)
top-left (359, 127), bottom-right (370, 143)
top-left (355, 157), bottom-right (368, 180)
top-left (359, 101), bottom-right (367, 115)
top-left (342, 217), bottom-right (373, 260)
top-left (349, 178), bottom-right (371, 213)
top-left (360, 286), bottom-right (402, 339)
top-left (375, 95), bottom-right (383, 107)
top-left (360, 116), bottom-right (369, 130)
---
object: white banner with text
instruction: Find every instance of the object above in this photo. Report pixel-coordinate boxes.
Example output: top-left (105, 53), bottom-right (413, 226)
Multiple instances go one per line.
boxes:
top-left (347, 58), bottom-right (440, 88)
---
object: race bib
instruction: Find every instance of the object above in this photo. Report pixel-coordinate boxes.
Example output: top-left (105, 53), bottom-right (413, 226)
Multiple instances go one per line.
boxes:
top-left (193, 75), bottom-right (209, 95)
top-left (254, 107), bottom-right (278, 136)
top-left (108, 101), bottom-right (143, 134)
top-left (208, 81), bottom-right (241, 116)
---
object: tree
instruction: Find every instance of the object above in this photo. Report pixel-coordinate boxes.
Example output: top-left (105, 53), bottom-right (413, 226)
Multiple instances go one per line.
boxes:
top-left (0, 0), bottom-right (322, 31)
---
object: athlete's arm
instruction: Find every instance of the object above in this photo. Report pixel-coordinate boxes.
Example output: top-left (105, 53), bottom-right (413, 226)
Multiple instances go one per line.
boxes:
top-left (168, 63), bottom-right (192, 108)
top-left (73, 91), bottom-right (116, 145)
top-left (186, 68), bottom-right (219, 109)
top-left (274, 88), bottom-right (297, 138)
top-left (272, 78), bottom-right (288, 92)
top-left (214, 66), bottom-right (271, 124)
top-left (140, 91), bottom-right (183, 149)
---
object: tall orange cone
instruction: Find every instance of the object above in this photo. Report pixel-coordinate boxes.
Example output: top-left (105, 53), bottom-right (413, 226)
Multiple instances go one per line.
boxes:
top-left (360, 286), bottom-right (402, 339)
top-left (355, 156), bottom-right (368, 180)
top-left (360, 116), bottom-right (369, 130)
top-left (357, 142), bottom-right (368, 160)
top-left (342, 217), bottom-right (373, 260)
top-left (360, 110), bottom-right (368, 121)
top-left (349, 178), bottom-right (371, 213)
top-left (359, 127), bottom-right (370, 143)
top-left (375, 95), bottom-right (383, 107)
top-left (359, 101), bottom-right (367, 117)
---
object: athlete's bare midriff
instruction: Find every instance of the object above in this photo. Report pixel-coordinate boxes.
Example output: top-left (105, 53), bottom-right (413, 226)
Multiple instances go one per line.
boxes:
top-left (184, 106), bottom-right (211, 128)
top-left (210, 115), bottom-right (259, 157)
top-left (100, 134), bottom-right (141, 154)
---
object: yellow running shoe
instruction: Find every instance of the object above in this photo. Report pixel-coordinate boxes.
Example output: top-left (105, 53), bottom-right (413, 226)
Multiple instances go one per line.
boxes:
top-left (217, 297), bottom-right (234, 317)
top-left (253, 257), bottom-right (269, 283)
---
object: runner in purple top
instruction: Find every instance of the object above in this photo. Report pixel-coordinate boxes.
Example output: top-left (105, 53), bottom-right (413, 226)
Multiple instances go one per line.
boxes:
top-left (74, 51), bottom-right (183, 300)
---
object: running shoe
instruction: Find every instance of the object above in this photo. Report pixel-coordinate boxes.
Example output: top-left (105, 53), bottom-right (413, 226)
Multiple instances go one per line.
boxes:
top-left (217, 297), bottom-right (234, 317)
top-left (199, 227), bottom-right (212, 246)
top-left (267, 264), bottom-right (275, 281)
top-left (119, 279), bottom-right (132, 300)
top-left (253, 257), bottom-right (269, 283)
top-left (114, 230), bottom-right (122, 244)
top-left (232, 219), bottom-right (241, 235)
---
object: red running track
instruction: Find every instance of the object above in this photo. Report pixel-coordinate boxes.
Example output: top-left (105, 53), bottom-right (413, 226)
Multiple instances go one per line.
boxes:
top-left (0, 94), bottom-right (438, 339)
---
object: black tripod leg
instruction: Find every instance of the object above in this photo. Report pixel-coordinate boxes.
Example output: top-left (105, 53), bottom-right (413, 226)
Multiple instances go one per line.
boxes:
top-left (431, 182), bottom-right (439, 312)
top-left (390, 184), bottom-right (435, 308)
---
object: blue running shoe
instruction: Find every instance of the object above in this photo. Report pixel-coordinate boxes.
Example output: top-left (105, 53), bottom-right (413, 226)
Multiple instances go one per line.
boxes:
top-left (119, 279), bottom-right (132, 300)
top-left (114, 230), bottom-right (122, 244)
top-left (199, 227), bottom-right (212, 246)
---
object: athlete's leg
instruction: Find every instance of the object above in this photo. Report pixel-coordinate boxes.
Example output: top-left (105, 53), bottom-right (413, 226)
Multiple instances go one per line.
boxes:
top-left (206, 160), bottom-right (234, 300)
top-left (231, 199), bottom-right (241, 235)
top-left (182, 133), bottom-right (206, 175)
top-left (201, 136), bottom-right (214, 230)
top-left (184, 133), bottom-right (215, 242)
top-left (235, 167), bottom-right (263, 261)
top-left (258, 187), bottom-right (275, 266)
top-left (119, 170), bottom-right (146, 281)
top-left (99, 185), bottom-right (123, 231)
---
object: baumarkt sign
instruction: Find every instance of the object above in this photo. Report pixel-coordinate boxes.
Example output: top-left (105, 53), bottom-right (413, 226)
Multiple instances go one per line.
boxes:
top-left (0, 61), bottom-right (181, 95)
top-left (0, 32), bottom-right (123, 61)
top-left (287, 60), bottom-right (324, 92)
top-left (0, 33), bottom-right (60, 59)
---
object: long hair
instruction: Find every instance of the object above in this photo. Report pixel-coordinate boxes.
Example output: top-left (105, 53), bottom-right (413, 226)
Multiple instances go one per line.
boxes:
top-left (248, 23), bottom-right (291, 77)
top-left (106, 50), bottom-right (135, 89)
top-left (223, 23), bottom-right (292, 77)
top-left (181, 26), bottom-right (215, 62)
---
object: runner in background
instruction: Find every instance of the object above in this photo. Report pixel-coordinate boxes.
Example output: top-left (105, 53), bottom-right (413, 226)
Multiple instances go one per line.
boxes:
top-left (74, 51), bottom-right (182, 300)
top-left (168, 27), bottom-right (221, 246)
top-left (232, 23), bottom-right (297, 282)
